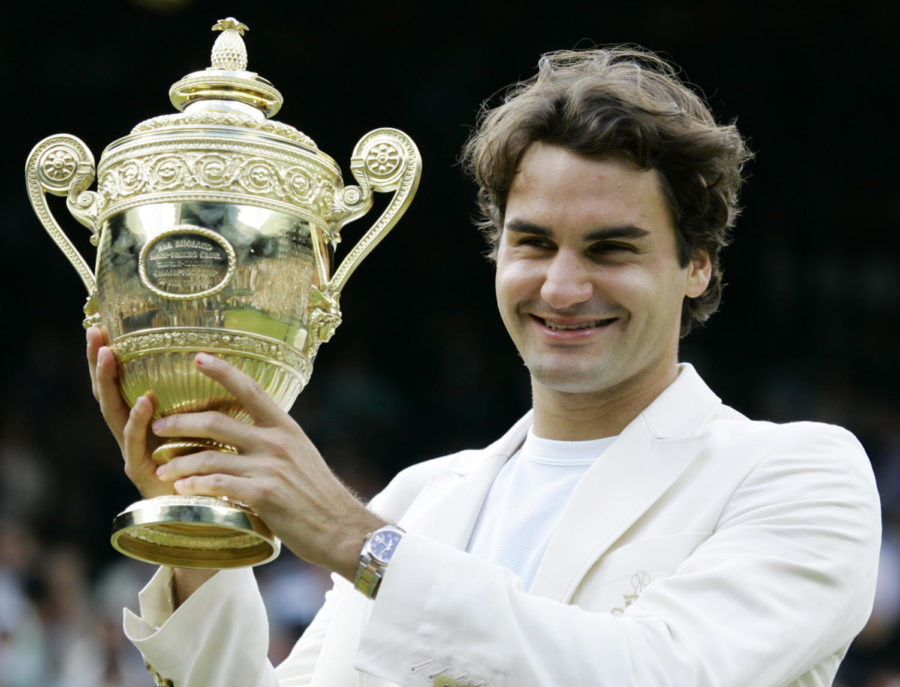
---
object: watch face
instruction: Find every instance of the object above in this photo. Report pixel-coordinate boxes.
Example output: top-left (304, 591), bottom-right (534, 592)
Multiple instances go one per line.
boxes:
top-left (369, 528), bottom-right (403, 564)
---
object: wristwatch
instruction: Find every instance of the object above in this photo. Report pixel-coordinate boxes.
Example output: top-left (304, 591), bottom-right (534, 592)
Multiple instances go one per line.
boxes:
top-left (354, 524), bottom-right (405, 599)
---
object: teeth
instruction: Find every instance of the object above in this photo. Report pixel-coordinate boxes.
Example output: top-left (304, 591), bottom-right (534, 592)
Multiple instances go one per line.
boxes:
top-left (543, 319), bottom-right (605, 331)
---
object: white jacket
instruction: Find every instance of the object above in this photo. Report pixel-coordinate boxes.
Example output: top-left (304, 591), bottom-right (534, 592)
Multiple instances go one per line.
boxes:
top-left (125, 364), bottom-right (881, 687)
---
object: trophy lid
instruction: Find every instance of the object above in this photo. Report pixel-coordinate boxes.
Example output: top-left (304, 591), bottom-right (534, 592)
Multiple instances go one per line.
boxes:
top-left (129, 18), bottom-right (319, 150)
top-left (169, 18), bottom-right (282, 118)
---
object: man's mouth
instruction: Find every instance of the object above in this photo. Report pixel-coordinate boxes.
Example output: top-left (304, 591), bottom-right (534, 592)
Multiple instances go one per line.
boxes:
top-left (539, 317), bottom-right (617, 331)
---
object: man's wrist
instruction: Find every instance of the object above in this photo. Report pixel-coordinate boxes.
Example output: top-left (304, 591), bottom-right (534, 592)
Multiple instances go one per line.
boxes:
top-left (171, 567), bottom-right (218, 608)
top-left (326, 511), bottom-right (388, 583)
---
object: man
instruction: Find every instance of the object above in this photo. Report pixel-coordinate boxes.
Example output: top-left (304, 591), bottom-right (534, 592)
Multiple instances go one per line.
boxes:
top-left (86, 47), bottom-right (880, 686)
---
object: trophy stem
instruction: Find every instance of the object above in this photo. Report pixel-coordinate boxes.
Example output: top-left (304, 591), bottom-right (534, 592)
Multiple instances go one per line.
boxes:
top-left (111, 494), bottom-right (280, 569)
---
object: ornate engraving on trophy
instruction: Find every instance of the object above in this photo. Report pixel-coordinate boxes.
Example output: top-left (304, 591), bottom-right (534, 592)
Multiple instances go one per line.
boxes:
top-left (139, 226), bottom-right (236, 299)
top-left (41, 146), bottom-right (79, 185)
top-left (366, 142), bottom-right (402, 176)
top-left (99, 151), bottom-right (338, 213)
top-left (133, 112), bottom-right (319, 148)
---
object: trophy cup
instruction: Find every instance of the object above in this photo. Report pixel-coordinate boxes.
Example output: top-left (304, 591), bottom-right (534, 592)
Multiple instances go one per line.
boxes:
top-left (25, 18), bottom-right (421, 568)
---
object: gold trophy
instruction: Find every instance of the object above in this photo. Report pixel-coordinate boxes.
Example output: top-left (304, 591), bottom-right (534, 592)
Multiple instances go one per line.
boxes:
top-left (25, 18), bottom-right (421, 568)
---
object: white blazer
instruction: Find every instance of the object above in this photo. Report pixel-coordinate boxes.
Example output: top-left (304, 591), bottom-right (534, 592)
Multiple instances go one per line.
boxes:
top-left (126, 364), bottom-right (881, 687)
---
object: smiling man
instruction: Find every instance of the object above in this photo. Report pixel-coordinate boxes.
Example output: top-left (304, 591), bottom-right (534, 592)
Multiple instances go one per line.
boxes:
top-left (495, 145), bottom-right (710, 439)
top-left (88, 47), bottom-right (881, 687)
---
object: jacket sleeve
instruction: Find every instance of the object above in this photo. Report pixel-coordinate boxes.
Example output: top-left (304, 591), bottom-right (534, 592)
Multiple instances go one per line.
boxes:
top-left (354, 426), bottom-right (882, 687)
top-left (123, 564), bottom-right (351, 687)
top-left (120, 456), bottom-right (444, 686)
top-left (124, 567), bottom-right (281, 686)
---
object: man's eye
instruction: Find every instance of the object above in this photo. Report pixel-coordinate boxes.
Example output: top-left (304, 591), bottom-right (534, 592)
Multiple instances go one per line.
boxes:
top-left (591, 243), bottom-right (634, 254)
top-left (518, 237), bottom-right (554, 249)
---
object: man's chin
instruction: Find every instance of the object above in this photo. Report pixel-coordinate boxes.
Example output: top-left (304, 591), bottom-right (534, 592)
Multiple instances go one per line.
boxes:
top-left (528, 366), bottom-right (613, 395)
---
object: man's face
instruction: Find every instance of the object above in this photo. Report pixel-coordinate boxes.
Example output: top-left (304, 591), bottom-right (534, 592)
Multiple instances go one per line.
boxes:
top-left (495, 142), bottom-right (710, 398)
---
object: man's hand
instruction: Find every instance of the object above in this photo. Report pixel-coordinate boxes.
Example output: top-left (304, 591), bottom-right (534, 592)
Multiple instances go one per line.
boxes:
top-left (152, 352), bottom-right (386, 581)
top-left (86, 326), bottom-right (172, 499)
top-left (88, 327), bottom-right (215, 602)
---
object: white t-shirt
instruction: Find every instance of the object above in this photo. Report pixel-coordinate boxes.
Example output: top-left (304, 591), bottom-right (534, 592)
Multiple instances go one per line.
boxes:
top-left (466, 427), bottom-right (616, 590)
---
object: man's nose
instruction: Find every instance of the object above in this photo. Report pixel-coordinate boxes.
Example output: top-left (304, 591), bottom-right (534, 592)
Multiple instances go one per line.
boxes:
top-left (540, 251), bottom-right (593, 308)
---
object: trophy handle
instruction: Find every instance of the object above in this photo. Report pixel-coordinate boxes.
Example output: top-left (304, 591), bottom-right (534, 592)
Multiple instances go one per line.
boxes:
top-left (328, 128), bottom-right (422, 295)
top-left (25, 134), bottom-right (103, 295)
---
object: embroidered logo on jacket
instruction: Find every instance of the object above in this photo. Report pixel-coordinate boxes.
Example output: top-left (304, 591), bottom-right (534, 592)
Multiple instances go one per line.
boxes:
top-left (611, 570), bottom-right (651, 616)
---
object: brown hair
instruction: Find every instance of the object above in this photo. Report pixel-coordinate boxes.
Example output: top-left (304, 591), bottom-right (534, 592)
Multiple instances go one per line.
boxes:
top-left (461, 47), bottom-right (752, 336)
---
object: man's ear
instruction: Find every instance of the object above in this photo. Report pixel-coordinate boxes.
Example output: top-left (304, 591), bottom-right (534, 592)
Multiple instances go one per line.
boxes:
top-left (685, 250), bottom-right (712, 298)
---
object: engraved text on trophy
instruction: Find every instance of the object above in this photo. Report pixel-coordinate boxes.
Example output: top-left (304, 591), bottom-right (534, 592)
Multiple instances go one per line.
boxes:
top-left (139, 227), bottom-right (236, 299)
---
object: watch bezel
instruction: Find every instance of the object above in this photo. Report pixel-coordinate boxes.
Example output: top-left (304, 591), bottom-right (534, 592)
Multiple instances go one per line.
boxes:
top-left (366, 526), bottom-right (404, 565)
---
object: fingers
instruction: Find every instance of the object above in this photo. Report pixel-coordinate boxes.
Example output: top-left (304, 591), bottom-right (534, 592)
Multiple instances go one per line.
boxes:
top-left (168, 471), bottom-right (252, 504)
top-left (193, 353), bottom-right (284, 427)
top-left (157, 449), bottom-right (260, 505)
top-left (156, 450), bottom-right (250, 483)
top-left (124, 395), bottom-right (154, 468)
top-left (152, 410), bottom-right (264, 453)
top-left (87, 326), bottom-right (132, 443)
top-left (122, 395), bottom-right (173, 498)
top-left (95, 345), bottom-right (130, 440)
top-left (86, 326), bottom-right (108, 400)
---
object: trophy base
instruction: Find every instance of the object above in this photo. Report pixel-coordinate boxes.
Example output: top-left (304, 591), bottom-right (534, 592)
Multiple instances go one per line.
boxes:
top-left (110, 494), bottom-right (280, 568)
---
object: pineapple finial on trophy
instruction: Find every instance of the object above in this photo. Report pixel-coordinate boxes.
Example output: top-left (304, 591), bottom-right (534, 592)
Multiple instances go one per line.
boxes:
top-left (168, 17), bottom-right (282, 118)
top-left (211, 17), bottom-right (249, 71)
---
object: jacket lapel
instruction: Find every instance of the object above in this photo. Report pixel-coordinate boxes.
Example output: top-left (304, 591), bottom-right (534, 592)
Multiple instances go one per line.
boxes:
top-left (529, 364), bottom-right (721, 602)
top-left (396, 412), bottom-right (533, 549)
top-left (319, 416), bottom-right (527, 687)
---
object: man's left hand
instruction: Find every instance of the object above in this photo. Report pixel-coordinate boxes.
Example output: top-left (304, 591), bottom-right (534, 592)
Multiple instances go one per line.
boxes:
top-left (153, 352), bottom-right (386, 580)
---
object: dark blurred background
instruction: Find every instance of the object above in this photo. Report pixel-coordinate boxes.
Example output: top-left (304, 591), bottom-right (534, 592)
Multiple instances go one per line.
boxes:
top-left (1, 0), bottom-right (897, 685)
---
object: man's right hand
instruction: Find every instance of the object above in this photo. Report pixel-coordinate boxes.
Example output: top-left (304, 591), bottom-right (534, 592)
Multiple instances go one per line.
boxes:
top-left (86, 326), bottom-right (173, 500)
top-left (87, 326), bottom-right (217, 604)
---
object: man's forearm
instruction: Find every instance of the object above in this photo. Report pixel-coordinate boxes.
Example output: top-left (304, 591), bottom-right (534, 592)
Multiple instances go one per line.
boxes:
top-left (172, 568), bottom-right (218, 608)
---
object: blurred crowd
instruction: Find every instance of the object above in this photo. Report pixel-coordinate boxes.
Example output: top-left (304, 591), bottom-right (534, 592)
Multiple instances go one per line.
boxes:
top-left (0, 518), bottom-right (334, 687)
